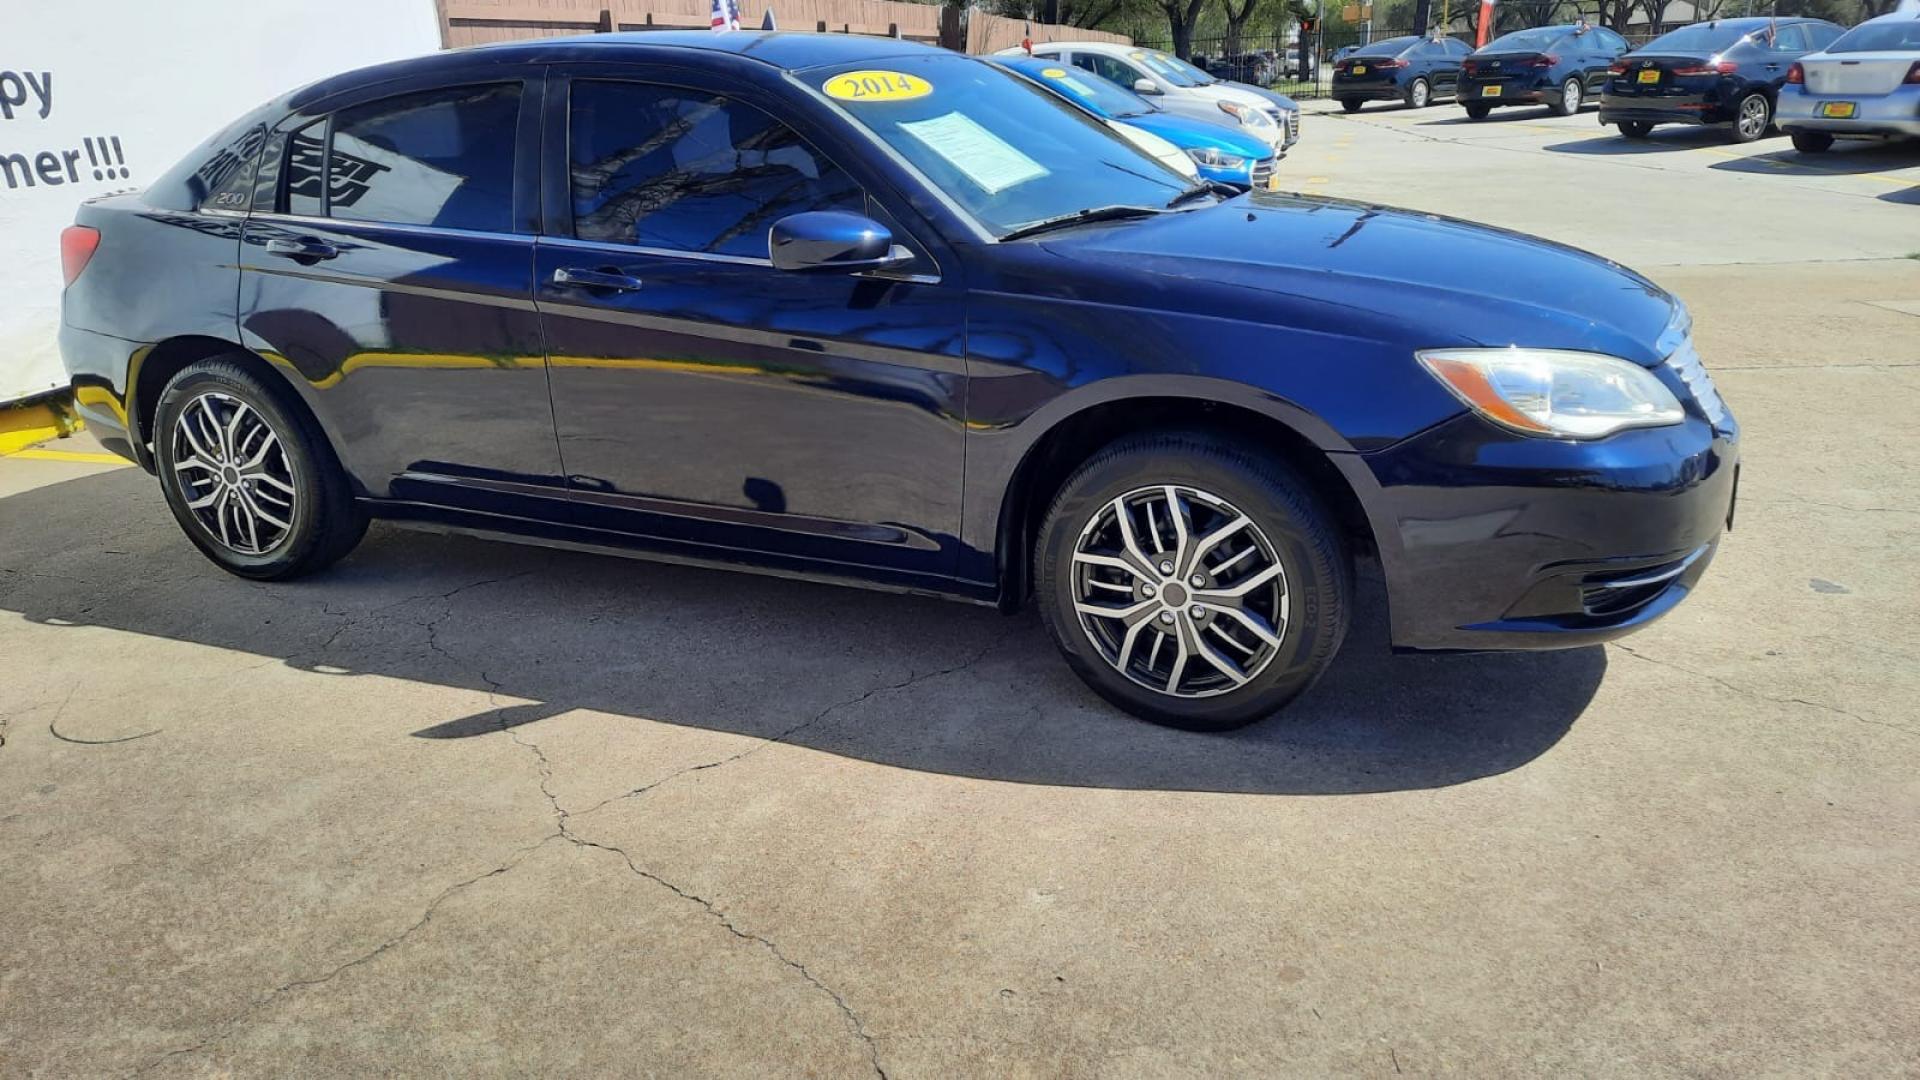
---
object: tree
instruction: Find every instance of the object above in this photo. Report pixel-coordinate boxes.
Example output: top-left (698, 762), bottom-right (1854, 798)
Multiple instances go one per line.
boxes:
top-left (1223, 0), bottom-right (1264, 57)
top-left (1160, 0), bottom-right (1214, 58)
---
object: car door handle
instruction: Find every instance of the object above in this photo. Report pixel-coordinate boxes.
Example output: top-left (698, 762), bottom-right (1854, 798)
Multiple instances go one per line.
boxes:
top-left (553, 267), bottom-right (642, 293)
top-left (263, 237), bottom-right (338, 261)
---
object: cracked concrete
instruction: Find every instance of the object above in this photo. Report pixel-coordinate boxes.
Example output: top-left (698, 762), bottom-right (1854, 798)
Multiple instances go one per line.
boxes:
top-left (3, 107), bottom-right (1917, 1078)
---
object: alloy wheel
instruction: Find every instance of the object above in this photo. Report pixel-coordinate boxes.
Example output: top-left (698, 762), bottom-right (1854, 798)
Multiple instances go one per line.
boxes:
top-left (1738, 95), bottom-right (1769, 140)
top-left (1071, 484), bottom-right (1289, 699)
top-left (1411, 79), bottom-right (1431, 108)
top-left (170, 390), bottom-right (298, 555)
top-left (1562, 78), bottom-right (1582, 113)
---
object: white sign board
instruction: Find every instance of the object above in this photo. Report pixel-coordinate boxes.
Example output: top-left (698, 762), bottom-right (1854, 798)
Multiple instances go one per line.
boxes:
top-left (0, 0), bottom-right (444, 405)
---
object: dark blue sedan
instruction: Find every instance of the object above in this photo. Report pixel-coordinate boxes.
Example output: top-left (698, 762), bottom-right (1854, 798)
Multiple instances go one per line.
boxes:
top-left (1458, 23), bottom-right (1632, 118)
top-left (1599, 17), bottom-right (1846, 141)
top-left (58, 32), bottom-right (1737, 729)
top-left (1332, 34), bottom-right (1476, 111)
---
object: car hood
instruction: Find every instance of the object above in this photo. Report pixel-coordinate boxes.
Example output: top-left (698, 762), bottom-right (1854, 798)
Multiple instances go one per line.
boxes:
top-left (1122, 112), bottom-right (1273, 157)
top-left (1033, 193), bottom-right (1676, 361)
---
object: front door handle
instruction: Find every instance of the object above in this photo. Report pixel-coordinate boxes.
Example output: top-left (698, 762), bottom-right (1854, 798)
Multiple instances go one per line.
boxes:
top-left (264, 237), bottom-right (338, 262)
top-left (553, 266), bottom-right (643, 293)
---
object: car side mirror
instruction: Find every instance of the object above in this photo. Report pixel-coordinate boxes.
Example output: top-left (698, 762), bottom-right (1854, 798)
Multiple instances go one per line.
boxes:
top-left (769, 211), bottom-right (910, 274)
top-left (1132, 78), bottom-right (1163, 95)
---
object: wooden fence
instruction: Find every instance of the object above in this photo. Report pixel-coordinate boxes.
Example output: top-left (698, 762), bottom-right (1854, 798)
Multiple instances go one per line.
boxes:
top-left (439, 0), bottom-right (1127, 52)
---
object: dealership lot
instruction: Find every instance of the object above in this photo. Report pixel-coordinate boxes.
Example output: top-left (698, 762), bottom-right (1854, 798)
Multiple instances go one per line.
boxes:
top-left (3, 103), bottom-right (1917, 1079)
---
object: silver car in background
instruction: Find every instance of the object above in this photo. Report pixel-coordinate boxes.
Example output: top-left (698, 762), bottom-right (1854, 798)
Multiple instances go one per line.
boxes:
top-left (1021, 41), bottom-right (1294, 151)
top-left (1777, 11), bottom-right (1920, 152)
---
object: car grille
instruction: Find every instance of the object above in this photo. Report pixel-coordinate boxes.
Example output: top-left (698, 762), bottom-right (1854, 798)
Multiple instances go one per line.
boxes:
top-left (1662, 336), bottom-right (1729, 430)
top-left (1249, 158), bottom-right (1275, 189)
top-left (1276, 110), bottom-right (1298, 146)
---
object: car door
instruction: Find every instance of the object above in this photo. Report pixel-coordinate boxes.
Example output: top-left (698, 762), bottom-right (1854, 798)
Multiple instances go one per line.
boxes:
top-left (532, 68), bottom-right (969, 581)
top-left (1590, 29), bottom-right (1629, 90)
top-left (1420, 40), bottom-right (1457, 96)
top-left (238, 75), bottom-right (564, 516)
top-left (1759, 24), bottom-right (1811, 86)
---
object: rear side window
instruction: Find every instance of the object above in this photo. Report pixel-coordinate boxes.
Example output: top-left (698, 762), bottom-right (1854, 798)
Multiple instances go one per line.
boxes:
top-left (1643, 23), bottom-right (1753, 52)
top-left (279, 83), bottom-right (521, 232)
top-left (1761, 25), bottom-right (1808, 52)
top-left (1354, 36), bottom-right (1418, 57)
top-left (1827, 20), bottom-right (1918, 51)
top-left (1594, 28), bottom-right (1629, 52)
top-left (567, 81), bottom-right (863, 258)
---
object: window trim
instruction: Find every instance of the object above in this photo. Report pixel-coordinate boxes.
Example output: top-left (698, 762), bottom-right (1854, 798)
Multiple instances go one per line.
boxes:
top-left (269, 75), bottom-right (539, 236)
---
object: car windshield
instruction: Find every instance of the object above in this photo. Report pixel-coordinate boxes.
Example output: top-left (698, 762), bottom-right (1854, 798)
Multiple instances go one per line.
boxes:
top-left (1134, 50), bottom-right (1202, 86)
top-left (806, 54), bottom-right (1198, 239)
top-left (1160, 53), bottom-right (1218, 84)
top-left (1001, 59), bottom-right (1158, 118)
top-left (1641, 22), bottom-right (1757, 52)
top-left (1484, 27), bottom-right (1570, 52)
top-left (1354, 36), bottom-right (1419, 57)
top-left (1826, 20), bottom-right (1920, 52)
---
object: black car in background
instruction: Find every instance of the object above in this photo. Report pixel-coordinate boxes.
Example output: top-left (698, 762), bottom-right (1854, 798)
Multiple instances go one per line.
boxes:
top-left (1332, 35), bottom-right (1475, 111)
top-left (1459, 23), bottom-right (1632, 118)
top-left (1599, 17), bottom-right (1846, 141)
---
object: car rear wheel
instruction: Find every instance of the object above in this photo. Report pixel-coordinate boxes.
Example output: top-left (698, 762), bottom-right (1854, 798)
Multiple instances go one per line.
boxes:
top-left (154, 356), bottom-right (367, 581)
top-left (1034, 433), bottom-right (1351, 731)
top-left (1790, 130), bottom-right (1834, 153)
top-left (1553, 77), bottom-right (1583, 116)
top-left (1618, 120), bottom-right (1655, 139)
top-left (1465, 102), bottom-right (1492, 120)
top-left (1406, 77), bottom-right (1432, 109)
top-left (1730, 92), bottom-right (1771, 143)
top-left (1340, 97), bottom-right (1364, 113)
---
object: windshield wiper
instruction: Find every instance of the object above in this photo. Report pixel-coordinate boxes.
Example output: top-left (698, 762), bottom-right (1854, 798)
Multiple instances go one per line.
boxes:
top-left (1165, 183), bottom-right (1229, 208)
top-left (999, 204), bottom-right (1163, 242)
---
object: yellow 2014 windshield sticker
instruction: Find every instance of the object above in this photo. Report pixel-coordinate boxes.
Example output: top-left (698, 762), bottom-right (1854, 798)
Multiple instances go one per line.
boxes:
top-left (824, 71), bottom-right (933, 102)
top-left (1041, 67), bottom-right (1069, 78)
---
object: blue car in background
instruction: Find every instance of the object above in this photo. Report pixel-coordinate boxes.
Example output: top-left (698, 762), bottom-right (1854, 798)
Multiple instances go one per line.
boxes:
top-left (1333, 34), bottom-right (1475, 111)
top-left (1458, 23), bottom-right (1632, 118)
top-left (1599, 17), bottom-right (1846, 142)
top-left (994, 56), bottom-right (1279, 189)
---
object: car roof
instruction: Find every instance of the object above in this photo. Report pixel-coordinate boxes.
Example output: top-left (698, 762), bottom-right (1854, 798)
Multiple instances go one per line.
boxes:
top-left (1037, 41), bottom-right (1148, 57)
top-left (290, 30), bottom-right (943, 108)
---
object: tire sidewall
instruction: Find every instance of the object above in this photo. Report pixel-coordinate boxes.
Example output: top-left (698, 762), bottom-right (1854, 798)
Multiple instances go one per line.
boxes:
top-left (1034, 440), bottom-right (1348, 730)
top-left (153, 364), bottom-right (331, 579)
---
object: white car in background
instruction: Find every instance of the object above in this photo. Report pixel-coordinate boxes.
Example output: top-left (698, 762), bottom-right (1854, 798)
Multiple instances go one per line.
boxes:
top-left (1776, 11), bottom-right (1920, 152)
top-left (1016, 41), bottom-right (1292, 150)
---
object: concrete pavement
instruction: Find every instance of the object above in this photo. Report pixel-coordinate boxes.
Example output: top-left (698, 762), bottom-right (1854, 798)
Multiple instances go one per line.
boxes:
top-left (2, 103), bottom-right (1916, 1078)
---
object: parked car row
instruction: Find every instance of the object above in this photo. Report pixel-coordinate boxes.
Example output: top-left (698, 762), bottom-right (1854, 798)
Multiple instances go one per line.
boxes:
top-left (1331, 15), bottom-right (1919, 152)
top-left (1012, 42), bottom-right (1302, 155)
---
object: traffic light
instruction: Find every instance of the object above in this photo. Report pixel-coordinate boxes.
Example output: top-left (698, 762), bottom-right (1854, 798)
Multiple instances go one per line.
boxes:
top-left (1300, 17), bottom-right (1316, 31)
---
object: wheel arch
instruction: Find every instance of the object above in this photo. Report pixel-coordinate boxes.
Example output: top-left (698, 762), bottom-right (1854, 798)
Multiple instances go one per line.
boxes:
top-left (130, 337), bottom-right (327, 470)
top-left (991, 387), bottom-right (1386, 613)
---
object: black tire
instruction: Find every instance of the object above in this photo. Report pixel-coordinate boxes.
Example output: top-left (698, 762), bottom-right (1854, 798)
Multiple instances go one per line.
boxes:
top-left (1464, 102), bottom-right (1493, 120)
top-left (1729, 91), bottom-right (1771, 143)
top-left (1405, 77), bottom-right (1432, 109)
top-left (153, 356), bottom-right (367, 580)
top-left (1340, 97), bottom-right (1364, 113)
top-left (1552, 77), bottom-right (1583, 117)
top-left (1033, 432), bottom-right (1351, 731)
top-left (1790, 130), bottom-right (1834, 153)
top-left (1618, 120), bottom-right (1655, 139)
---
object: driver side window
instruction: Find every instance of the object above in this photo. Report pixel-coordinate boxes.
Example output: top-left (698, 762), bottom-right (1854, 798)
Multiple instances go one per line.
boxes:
top-left (1078, 54), bottom-right (1148, 90)
top-left (567, 80), bottom-right (864, 258)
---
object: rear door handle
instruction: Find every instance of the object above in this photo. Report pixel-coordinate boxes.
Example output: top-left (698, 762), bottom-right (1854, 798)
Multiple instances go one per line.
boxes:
top-left (553, 266), bottom-right (643, 293)
top-left (264, 237), bottom-right (338, 261)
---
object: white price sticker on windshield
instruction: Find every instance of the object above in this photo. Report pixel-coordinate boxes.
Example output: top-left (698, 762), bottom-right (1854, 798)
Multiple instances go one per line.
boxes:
top-left (899, 112), bottom-right (1048, 195)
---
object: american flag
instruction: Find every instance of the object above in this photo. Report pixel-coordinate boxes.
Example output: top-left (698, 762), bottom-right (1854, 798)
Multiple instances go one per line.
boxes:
top-left (710, 0), bottom-right (741, 31)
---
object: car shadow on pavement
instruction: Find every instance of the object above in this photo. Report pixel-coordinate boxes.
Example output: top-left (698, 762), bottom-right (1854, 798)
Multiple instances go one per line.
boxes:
top-left (1541, 128), bottom-right (1744, 155)
top-left (0, 467), bottom-right (1601, 796)
top-left (1707, 142), bottom-right (1920, 177)
top-left (1417, 108), bottom-right (1569, 125)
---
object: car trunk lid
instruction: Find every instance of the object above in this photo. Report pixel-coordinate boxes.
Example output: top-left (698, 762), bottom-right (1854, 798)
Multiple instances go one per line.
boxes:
top-left (1801, 53), bottom-right (1916, 96)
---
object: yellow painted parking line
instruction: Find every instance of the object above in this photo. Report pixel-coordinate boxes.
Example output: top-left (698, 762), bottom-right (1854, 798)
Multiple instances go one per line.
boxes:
top-left (5, 448), bottom-right (130, 466)
top-left (1305, 176), bottom-right (1330, 184)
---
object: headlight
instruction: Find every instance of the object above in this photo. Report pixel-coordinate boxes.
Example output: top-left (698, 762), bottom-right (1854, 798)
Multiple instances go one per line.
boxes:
top-left (1217, 100), bottom-right (1275, 128)
top-left (1416, 348), bottom-right (1685, 439)
top-left (1186, 146), bottom-right (1248, 169)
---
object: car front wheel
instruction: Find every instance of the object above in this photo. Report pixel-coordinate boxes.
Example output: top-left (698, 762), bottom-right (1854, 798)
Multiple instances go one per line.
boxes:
top-left (154, 356), bottom-right (367, 580)
top-left (1034, 434), bottom-right (1351, 731)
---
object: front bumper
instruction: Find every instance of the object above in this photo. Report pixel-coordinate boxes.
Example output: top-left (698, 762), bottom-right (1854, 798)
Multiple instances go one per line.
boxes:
top-left (1776, 84), bottom-right (1920, 138)
top-left (1358, 405), bottom-right (1738, 652)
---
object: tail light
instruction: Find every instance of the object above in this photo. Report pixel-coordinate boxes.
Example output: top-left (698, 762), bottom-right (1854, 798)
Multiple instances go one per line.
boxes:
top-left (1786, 62), bottom-right (1805, 84)
top-left (1609, 61), bottom-right (1628, 75)
top-left (1673, 61), bottom-right (1738, 76)
top-left (60, 226), bottom-right (100, 287)
top-left (1463, 60), bottom-right (1478, 74)
top-left (1906, 61), bottom-right (1920, 84)
top-left (1528, 54), bottom-right (1558, 68)
top-left (1373, 58), bottom-right (1408, 69)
